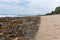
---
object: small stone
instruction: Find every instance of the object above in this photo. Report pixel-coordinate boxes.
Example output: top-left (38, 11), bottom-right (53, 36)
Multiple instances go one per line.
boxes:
top-left (0, 33), bottom-right (3, 35)
top-left (0, 23), bottom-right (3, 27)
top-left (14, 37), bottom-right (19, 40)
top-left (19, 28), bottom-right (21, 30)
top-left (0, 17), bottom-right (40, 40)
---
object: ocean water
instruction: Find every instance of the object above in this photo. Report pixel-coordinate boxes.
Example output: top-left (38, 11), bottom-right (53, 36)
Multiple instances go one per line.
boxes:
top-left (0, 14), bottom-right (39, 17)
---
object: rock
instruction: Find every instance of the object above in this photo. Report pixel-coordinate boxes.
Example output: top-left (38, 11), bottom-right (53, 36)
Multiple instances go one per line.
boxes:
top-left (0, 16), bottom-right (40, 40)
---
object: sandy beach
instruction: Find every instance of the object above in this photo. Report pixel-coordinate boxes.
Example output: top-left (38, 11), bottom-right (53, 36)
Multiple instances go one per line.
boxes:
top-left (35, 14), bottom-right (60, 40)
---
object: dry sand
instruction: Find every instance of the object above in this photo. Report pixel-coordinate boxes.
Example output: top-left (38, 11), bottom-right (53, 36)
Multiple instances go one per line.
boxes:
top-left (35, 14), bottom-right (60, 40)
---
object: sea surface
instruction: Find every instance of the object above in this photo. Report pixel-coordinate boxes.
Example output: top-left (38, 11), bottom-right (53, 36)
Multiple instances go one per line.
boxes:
top-left (0, 14), bottom-right (39, 17)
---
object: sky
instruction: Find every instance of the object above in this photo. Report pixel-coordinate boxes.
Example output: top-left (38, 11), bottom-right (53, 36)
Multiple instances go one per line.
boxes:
top-left (0, 0), bottom-right (60, 15)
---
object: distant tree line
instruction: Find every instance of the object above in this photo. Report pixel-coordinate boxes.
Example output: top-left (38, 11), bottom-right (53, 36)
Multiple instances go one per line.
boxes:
top-left (46, 6), bottom-right (60, 15)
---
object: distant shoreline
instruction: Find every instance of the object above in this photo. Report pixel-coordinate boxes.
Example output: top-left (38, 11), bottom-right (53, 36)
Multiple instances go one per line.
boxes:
top-left (0, 14), bottom-right (39, 17)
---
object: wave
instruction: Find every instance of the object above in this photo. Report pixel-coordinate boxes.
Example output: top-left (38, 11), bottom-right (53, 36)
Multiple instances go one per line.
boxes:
top-left (0, 14), bottom-right (38, 17)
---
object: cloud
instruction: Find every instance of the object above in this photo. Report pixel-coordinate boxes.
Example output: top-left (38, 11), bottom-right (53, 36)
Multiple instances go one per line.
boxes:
top-left (0, 0), bottom-right (59, 15)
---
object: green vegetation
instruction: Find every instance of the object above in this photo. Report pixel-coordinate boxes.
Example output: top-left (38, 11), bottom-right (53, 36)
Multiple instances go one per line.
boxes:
top-left (46, 6), bottom-right (60, 15)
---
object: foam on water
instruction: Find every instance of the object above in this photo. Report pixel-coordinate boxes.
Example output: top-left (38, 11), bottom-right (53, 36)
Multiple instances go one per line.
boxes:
top-left (0, 14), bottom-right (38, 17)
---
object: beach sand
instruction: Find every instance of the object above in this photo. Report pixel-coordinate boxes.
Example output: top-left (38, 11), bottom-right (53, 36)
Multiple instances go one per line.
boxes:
top-left (35, 14), bottom-right (60, 40)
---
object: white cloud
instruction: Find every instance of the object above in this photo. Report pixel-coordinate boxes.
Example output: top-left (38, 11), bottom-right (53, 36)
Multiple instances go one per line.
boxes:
top-left (0, 0), bottom-right (59, 15)
top-left (0, 0), bottom-right (19, 2)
